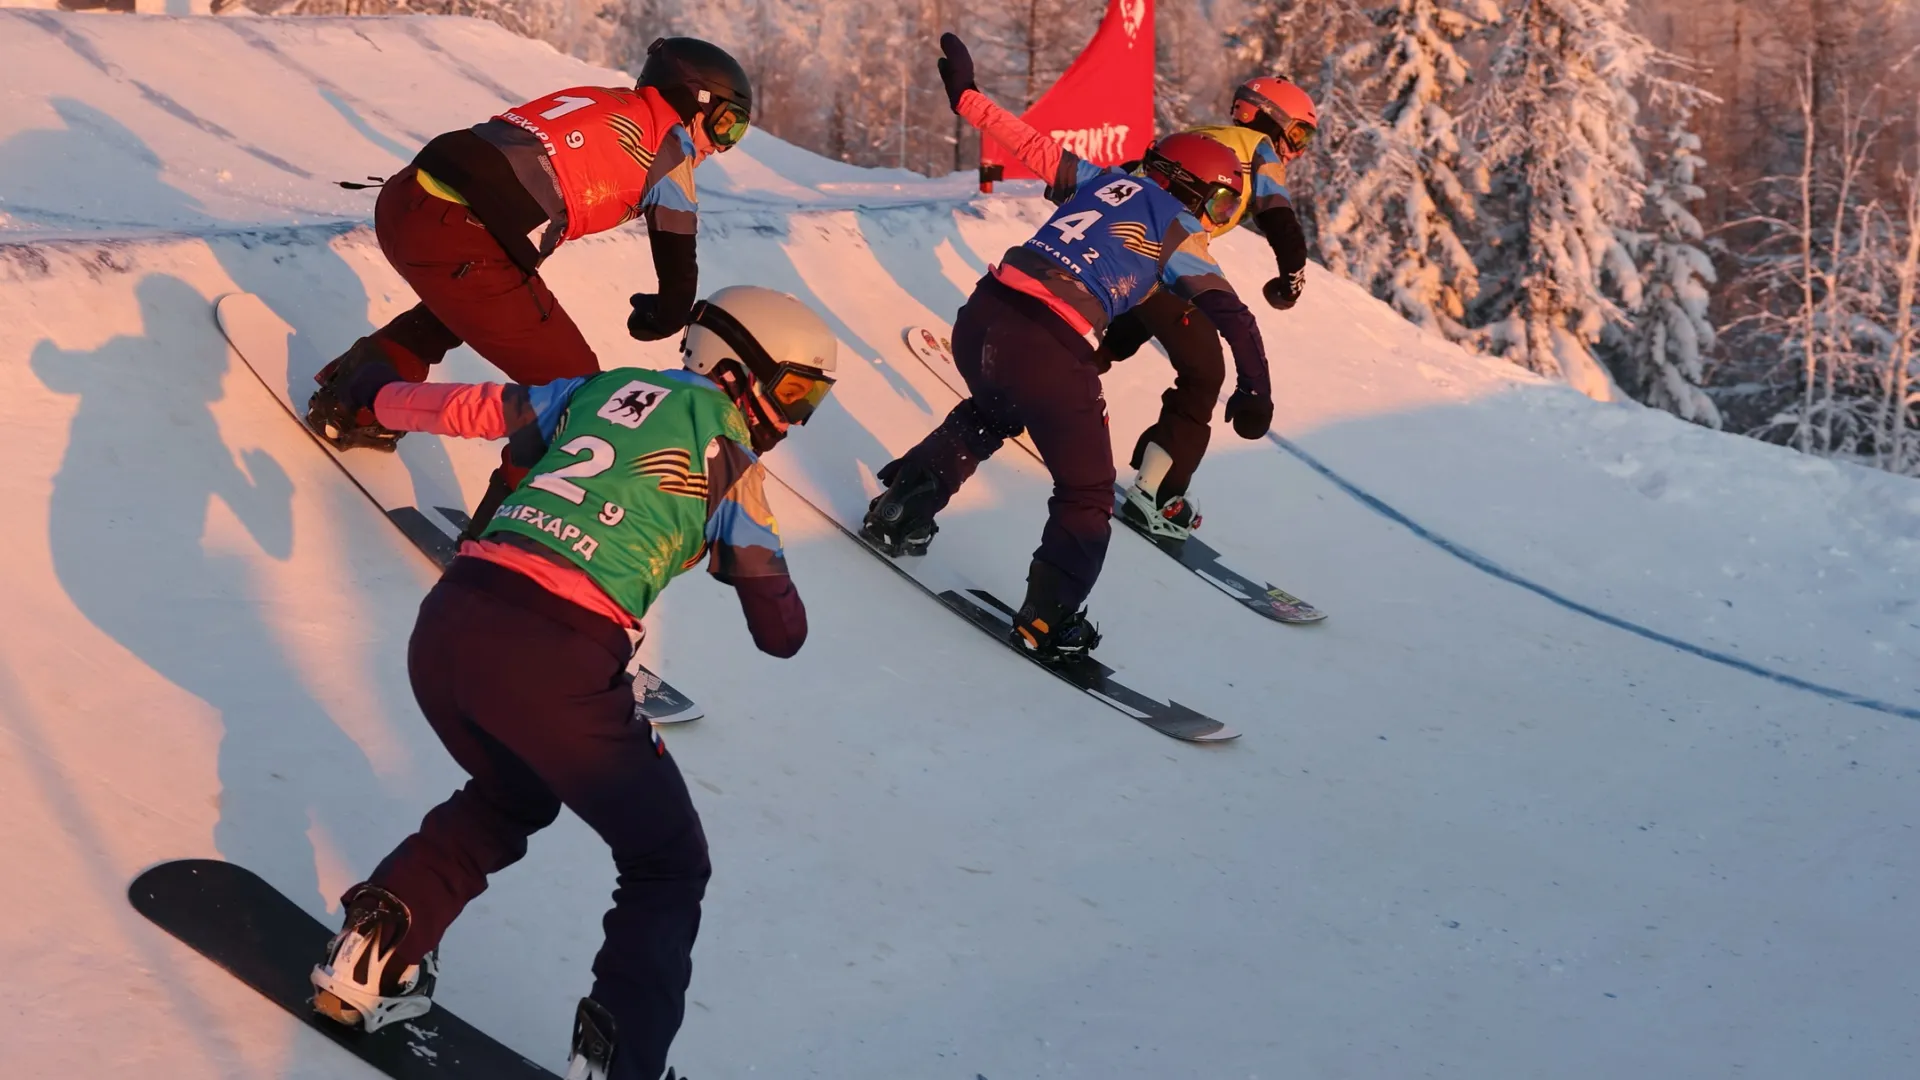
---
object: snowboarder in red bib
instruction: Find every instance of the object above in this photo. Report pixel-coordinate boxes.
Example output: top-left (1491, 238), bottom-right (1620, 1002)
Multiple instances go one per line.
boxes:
top-left (306, 37), bottom-right (753, 533)
top-left (304, 286), bottom-right (837, 1080)
top-left (861, 34), bottom-right (1273, 663)
top-left (1097, 77), bottom-right (1319, 544)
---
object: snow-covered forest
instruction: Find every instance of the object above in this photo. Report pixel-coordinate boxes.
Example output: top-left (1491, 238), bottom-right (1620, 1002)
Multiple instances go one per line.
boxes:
top-left (244, 0), bottom-right (1920, 476)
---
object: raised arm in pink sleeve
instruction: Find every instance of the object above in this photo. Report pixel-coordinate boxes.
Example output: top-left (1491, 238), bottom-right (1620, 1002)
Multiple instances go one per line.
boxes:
top-left (373, 381), bottom-right (511, 440)
top-left (958, 88), bottom-right (1063, 182)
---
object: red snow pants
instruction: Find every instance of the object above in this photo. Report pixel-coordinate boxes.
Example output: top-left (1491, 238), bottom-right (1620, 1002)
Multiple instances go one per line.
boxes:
top-left (367, 167), bottom-right (600, 385)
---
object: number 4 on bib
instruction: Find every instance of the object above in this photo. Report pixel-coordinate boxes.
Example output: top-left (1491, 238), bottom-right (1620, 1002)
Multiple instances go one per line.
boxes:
top-left (1052, 209), bottom-right (1103, 244)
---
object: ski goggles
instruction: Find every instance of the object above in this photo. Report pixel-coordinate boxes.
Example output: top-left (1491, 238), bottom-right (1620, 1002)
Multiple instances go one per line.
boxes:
top-left (1277, 118), bottom-right (1316, 156)
top-left (1234, 94), bottom-right (1316, 157)
top-left (691, 299), bottom-right (835, 425)
top-left (1199, 183), bottom-right (1241, 227)
top-left (764, 366), bottom-right (834, 424)
top-left (707, 100), bottom-right (751, 149)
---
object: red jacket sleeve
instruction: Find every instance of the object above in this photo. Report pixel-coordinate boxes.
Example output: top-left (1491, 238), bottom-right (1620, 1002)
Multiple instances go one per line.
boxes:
top-left (958, 89), bottom-right (1066, 188)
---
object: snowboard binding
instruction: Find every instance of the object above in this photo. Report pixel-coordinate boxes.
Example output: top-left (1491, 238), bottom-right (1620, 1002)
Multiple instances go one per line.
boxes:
top-left (310, 883), bottom-right (437, 1032)
top-left (862, 458), bottom-right (944, 557)
top-left (1118, 481), bottom-right (1201, 544)
top-left (1011, 604), bottom-right (1103, 664)
top-left (564, 997), bottom-right (617, 1080)
top-left (306, 337), bottom-right (406, 453)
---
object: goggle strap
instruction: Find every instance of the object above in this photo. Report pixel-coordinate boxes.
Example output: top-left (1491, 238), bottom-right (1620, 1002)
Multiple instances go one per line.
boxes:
top-left (692, 300), bottom-right (832, 423)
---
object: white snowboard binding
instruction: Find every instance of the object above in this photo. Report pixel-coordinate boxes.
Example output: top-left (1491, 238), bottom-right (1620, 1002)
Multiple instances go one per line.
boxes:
top-left (1119, 481), bottom-right (1202, 542)
top-left (311, 883), bottom-right (437, 1032)
top-left (1119, 442), bottom-right (1203, 542)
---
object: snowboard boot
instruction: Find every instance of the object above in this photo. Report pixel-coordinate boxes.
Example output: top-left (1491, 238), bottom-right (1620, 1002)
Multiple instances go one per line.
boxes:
top-left (307, 337), bottom-right (406, 453)
top-left (1118, 480), bottom-right (1202, 543)
top-left (1010, 562), bottom-right (1102, 664)
top-left (861, 458), bottom-right (944, 556)
top-left (563, 997), bottom-right (617, 1080)
top-left (311, 883), bottom-right (437, 1032)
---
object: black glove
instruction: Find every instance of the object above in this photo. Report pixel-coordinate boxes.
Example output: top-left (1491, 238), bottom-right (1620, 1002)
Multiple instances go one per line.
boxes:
top-left (937, 33), bottom-right (977, 113)
top-left (1263, 268), bottom-right (1305, 310)
top-left (339, 357), bottom-right (402, 415)
top-left (1091, 345), bottom-right (1118, 374)
top-left (1224, 387), bottom-right (1273, 440)
top-left (627, 293), bottom-right (682, 342)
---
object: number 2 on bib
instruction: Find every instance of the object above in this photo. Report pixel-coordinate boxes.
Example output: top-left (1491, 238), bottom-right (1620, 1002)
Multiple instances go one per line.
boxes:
top-left (529, 435), bottom-right (615, 504)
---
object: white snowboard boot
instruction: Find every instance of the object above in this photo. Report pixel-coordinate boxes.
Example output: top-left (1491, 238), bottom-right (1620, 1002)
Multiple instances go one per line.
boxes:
top-left (1119, 442), bottom-right (1202, 542)
top-left (311, 883), bottom-right (437, 1032)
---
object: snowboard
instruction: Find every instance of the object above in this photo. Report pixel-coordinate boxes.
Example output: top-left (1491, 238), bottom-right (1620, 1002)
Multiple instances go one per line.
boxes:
top-left (800, 484), bottom-right (1235, 742)
top-left (129, 859), bottom-right (557, 1079)
top-left (1112, 486), bottom-right (1326, 624)
top-left (902, 325), bottom-right (1323, 625)
top-left (216, 293), bottom-right (702, 724)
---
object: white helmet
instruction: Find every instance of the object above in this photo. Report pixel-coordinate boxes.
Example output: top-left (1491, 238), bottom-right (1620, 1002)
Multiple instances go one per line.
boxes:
top-left (681, 285), bottom-right (838, 452)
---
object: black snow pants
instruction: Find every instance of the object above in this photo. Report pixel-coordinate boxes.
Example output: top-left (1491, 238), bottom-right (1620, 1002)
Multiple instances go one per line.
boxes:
top-left (1104, 289), bottom-right (1225, 502)
top-left (366, 557), bottom-right (710, 1080)
top-left (893, 276), bottom-right (1115, 612)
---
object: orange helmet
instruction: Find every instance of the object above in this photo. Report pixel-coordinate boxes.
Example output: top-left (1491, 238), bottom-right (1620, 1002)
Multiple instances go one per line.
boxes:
top-left (1142, 132), bottom-right (1246, 227)
top-left (1232, 75), bottom-right (1318, 159)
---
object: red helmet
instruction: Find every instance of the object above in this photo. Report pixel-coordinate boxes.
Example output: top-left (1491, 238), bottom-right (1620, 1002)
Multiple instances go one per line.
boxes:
top-left (1142, 132), bottom-right (1245, 227)
top-left (1232, 75), bottom-right (1318, 159)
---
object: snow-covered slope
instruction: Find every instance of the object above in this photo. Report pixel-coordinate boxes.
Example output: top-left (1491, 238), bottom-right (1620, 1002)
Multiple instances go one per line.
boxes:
top-left (2, 12), bottom-right (1916, 1079)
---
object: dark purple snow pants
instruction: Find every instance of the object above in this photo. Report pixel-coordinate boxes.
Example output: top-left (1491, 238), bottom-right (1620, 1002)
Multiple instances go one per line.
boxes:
top-left (896, 276), bottom-right (1116, 612)
top-left (367, 557), bottom-right (709, 1080)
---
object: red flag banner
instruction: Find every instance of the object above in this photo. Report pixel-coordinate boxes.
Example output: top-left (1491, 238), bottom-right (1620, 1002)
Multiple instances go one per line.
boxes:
top-left (981, 0), bottom-right (1155, 182)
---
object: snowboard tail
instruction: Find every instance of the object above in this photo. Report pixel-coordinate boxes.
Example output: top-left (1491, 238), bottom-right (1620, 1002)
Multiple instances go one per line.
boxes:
top-left (1113, 486), bottom-right (1326, 625)
top-left (129, 859), bottom-right (557, 1079)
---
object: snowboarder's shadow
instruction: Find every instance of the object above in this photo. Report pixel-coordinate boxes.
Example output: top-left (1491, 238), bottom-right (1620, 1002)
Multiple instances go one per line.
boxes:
top-left (0, 96), bottom-right (466, 522)
top-left (30, 273), bottom-right (403, 911)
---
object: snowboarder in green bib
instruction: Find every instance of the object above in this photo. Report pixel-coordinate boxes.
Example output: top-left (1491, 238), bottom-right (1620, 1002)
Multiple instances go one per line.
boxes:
top-left (304, 285), bottom-right (837, 1080)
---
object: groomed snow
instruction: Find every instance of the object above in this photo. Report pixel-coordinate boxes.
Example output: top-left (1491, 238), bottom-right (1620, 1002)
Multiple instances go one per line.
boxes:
top-left (0, 12), bottom-right (1914, 1079)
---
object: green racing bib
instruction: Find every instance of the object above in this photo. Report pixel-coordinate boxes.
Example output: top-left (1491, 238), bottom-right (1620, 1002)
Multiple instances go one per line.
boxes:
top-left (482, 369), bottom-right (753, 620)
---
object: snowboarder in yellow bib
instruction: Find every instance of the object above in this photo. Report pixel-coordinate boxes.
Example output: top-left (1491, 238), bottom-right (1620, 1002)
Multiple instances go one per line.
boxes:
top-left (1100, 76), bottom-right (1320, 544)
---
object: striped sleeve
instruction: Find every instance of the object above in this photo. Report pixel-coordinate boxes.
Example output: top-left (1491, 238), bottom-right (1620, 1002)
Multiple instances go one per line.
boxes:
top-left (1157, 217), bottom-right (1234, 300)
top-left (702, 436), bottom-right (790, 582)
top-left (641, 127), bottom-right (699, 235)
top-left (1245, 136), bottom-right (1294, 219)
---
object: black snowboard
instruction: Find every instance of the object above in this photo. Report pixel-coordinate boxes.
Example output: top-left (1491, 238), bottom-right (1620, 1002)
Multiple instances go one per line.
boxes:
top-left (1113, 485), bottom-right (1327, 625)
top-left (129, 859), bottom-right (557, 1079)
top-left (819, 511), bottom-right (1237, 742)
top-left (940, 588), bottom-right (1238, 742)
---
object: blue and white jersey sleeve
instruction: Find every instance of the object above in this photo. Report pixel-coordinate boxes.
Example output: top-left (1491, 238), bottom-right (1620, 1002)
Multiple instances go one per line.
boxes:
top-left (1156, 215), bottom-right (1235, 301)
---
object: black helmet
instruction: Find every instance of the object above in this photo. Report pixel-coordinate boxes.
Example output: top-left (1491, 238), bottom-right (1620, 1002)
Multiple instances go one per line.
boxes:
top-left (639, 37), bottom-right (753, 129)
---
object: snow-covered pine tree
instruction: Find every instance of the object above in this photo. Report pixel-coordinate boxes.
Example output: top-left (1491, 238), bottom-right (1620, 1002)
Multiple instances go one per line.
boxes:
top-left (1230, 0), bottom-right (1372, 256)
top-left (1624, 107), bottom-right (1722, 426)
top-left (1321, 0), bottom-right (1499, 341)
top-left (1157, 0), bottom-right (1232, 135)
top-left (1471, 0), bottom-right (1655, 399)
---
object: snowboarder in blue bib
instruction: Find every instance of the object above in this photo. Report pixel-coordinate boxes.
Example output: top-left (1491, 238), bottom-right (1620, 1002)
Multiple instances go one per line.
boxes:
top-left (304, 285), bottom-right (837, 1080)
top-left (862, 33), bottom-right (1274, 663)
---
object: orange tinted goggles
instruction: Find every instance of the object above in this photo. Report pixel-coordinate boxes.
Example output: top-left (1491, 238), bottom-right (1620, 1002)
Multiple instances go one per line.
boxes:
top-left (767, 366), bottom-right (834, 424)
top-left (709, 101), bottom-right (750, 148)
